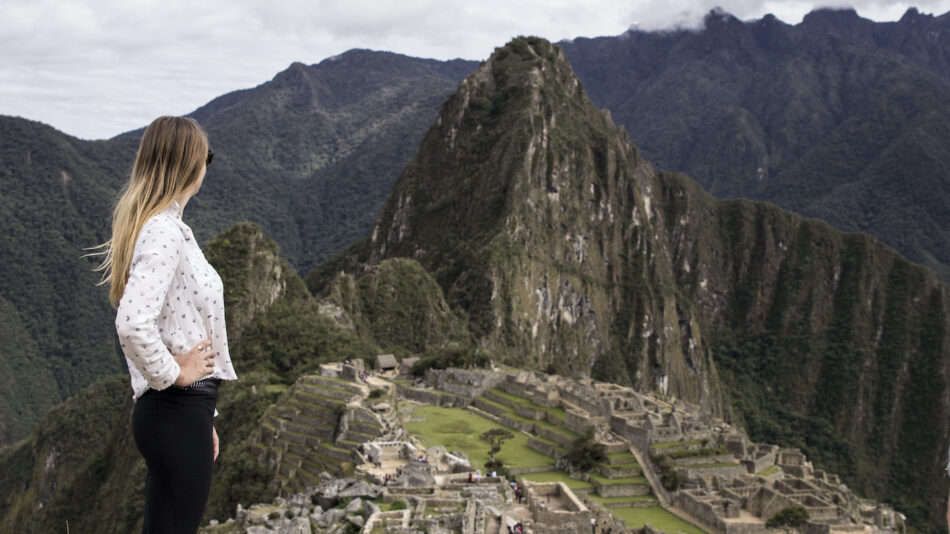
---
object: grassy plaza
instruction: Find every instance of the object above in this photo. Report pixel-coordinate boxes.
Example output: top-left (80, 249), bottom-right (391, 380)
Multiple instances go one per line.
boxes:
top-left (404, 405), bottom-right (555, 470)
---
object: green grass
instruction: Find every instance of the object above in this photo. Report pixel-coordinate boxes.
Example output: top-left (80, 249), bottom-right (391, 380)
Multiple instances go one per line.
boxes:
top-left (756, 465), bottom-right (779, 477)
top-left (528, 434), bottom-right (566, 452)
top-left (609, 506), bottom-right (707, 534)
top-left (478, 394), bottom-right (579, 440)
top-left (651, 439), bottom-right (703, 449)
top-left (405, 406), bottom-right (555, 470)
top-left (603, 462), bottom-right (641, 470)
top-left (590, 494), bottom-right (658, 505)
top-left (424, 504), bottom-right (463, 517)
top-left (517, 470), bottom-right (594, 490)
top-left (607, 452), bottom-right (637, 462)
top-left (589, 473), bottom-right (648, 485)
top-left (373, 498), bottom-right (407, 512)
top-left (488, 388), bottom-right (567, 419)
top-left (680, 462), bottom-right (740, 469)
top-left (479, 396), bottom-right (534, 423)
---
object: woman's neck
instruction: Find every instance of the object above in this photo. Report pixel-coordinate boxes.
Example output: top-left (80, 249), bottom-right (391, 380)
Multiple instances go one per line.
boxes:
top-left (175, 192), bottom-right (194, 216)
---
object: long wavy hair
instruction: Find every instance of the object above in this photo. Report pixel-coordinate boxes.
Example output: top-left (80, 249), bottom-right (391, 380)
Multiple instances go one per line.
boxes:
top-left (92, 116), bottom-right (209, 306)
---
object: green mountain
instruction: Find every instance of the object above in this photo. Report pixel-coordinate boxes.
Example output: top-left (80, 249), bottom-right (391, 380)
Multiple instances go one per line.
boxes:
top-left (0, 51), bottom-right (476, 445)
top-left (0, 117), bottom-right (136, 444)
top-left (3, 36), bottom-right (950, 533)
top-left (179, 50), bottom-right (477, 271)
top-left (6, 9), bottom-right (950, 452)
top-left (321, 37), bottom-right (950, 531)
top-left (0, 223), bottom-right (466, 533)
top-left (559, 7), bottom-right (950, 283)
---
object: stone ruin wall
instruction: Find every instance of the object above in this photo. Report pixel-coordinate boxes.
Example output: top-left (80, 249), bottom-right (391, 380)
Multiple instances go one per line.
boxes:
top-left (426, 368), bottom-right (506, 397)
top-left (564, 408), bottom-right (594, 435)
top-left (684, 463), bottom-right (748, 480)
top-left (609, 415), bottom-right (650, 450)
top-left (674, 490), bottom-right (780, 534)
top-left (395, 383), bottom-right (470, 408)
top-left (557, 384), bottom-right (610, 418)
top-left (673, 491), bottom-right (739, 534)
top-left (526, 482), bottom-right (592, 534)
top-left (741, 451), bottom-right (776, 475)
top-left (526, 438), bottom-right (562, 459)
top-left (385, 366), bottom-right (901, 534)
top-left (672, 454), bottom-right (736, 467)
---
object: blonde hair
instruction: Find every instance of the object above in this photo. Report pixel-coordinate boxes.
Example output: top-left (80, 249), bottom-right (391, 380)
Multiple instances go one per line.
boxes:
top-left (92, 116), bottom-right (209, 306)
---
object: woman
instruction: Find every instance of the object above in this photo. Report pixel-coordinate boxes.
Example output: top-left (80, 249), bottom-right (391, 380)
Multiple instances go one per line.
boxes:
top-left (95, 116), bottom-right (237, 533)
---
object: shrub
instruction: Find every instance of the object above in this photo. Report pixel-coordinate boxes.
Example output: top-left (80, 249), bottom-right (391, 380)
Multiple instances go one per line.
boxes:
top-left (766, 506), bottom-right (810, 528)
top-left (563, 430), bottom-right (607, 473)
top-left (410, 345), bottom-right (491, 377)
top-left (481, 428), bottom-right (514, 469)
top-left (654, 455), bottom-right (685, 491)
top-left (390, 500), bottom-right (407, 511)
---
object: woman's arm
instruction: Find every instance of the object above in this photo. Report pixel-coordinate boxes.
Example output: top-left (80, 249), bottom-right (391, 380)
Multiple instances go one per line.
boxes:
top-left (115, 217), bottom-right (184, 390)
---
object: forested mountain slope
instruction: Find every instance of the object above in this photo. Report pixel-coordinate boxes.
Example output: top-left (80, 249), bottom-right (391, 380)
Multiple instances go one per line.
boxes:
top-left (0, 51), bottom-right (476, 444)
top-left (3, 36), bottom-right (949, 533)
top-left (336, 37), bottom-right (950, 531)
top-left (560, 7), bottom-right (950, 282)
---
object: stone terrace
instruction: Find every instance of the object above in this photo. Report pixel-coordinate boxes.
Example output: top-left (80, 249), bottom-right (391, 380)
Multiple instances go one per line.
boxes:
top-left (254, 372), bottom-right (385, 494)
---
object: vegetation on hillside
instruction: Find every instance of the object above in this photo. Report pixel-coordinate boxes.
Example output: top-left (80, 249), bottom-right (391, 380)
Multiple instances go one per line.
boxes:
top-left (560, 8), bottom-right (950, 283)
top-left (5, 20), bottom-right (950, 534)
top-left (0, 51), bottom-right (477, 445)
top-left (563, 430), bottom-right (607, 473)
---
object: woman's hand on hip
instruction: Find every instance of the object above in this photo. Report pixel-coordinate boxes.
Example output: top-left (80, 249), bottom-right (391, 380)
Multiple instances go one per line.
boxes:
top-left (172, 339), bottom-right (214, 387)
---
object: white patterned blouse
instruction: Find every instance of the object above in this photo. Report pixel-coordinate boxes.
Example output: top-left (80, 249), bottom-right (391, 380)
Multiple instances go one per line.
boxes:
top-left (115, 200), bottom-right (237, 399)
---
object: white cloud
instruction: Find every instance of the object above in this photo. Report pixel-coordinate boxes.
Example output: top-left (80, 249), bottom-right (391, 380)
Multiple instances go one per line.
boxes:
top-left (0, 0), bottom-right (947, 139)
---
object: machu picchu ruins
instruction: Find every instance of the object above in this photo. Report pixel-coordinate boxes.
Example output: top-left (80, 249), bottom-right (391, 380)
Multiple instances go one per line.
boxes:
top-left (203, 357), bottom-right (904, 534)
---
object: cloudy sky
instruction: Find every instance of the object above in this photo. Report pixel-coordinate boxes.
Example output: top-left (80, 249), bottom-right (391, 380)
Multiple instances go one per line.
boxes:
top-left (3, 0), bottom-right (948, 140)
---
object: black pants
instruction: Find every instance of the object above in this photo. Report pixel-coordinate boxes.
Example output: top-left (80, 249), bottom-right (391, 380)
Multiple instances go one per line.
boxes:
top-left (132, 381), bottom-right (218, 534)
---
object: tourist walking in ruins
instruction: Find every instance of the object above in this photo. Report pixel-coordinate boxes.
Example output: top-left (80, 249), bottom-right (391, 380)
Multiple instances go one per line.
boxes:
top-left (94, 116), bottom-right (237, 533)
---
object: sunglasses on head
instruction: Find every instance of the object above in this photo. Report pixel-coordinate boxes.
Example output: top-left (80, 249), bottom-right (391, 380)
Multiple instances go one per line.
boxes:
top-left (206, 148), bottom-right (214, 166)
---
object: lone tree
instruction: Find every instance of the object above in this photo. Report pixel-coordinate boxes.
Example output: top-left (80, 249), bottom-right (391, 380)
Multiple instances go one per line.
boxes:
top-left (480, 428), bottom-right (514, 470)
top-left (766, 506), bottom-right (810, 529)
top-left (563, 429), bottom-right (607, 473)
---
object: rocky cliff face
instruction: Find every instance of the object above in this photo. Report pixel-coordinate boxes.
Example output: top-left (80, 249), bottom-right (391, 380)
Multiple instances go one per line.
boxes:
top-left (5, 35), bottom-right (949, 534)
top-left (368, 38), bottom-right (722, 411)
top-left (365, 37), bottom-right (950, 530)
top-left (204, 222), bottom-right (309, 340)
top-left (559, 8), bottom-right (950, 285)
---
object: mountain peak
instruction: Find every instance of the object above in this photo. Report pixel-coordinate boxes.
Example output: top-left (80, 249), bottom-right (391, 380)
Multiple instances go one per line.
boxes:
top-left (703, 7), bottom-right (742, 27)
top-left (367, 37), bottom-right (685, 384)
top-left (474, 37), bottom-right (583, 97)
top-left (369, 37), bottom-right (614, 268)
top-left (801, 7), bottom-right (873, 35)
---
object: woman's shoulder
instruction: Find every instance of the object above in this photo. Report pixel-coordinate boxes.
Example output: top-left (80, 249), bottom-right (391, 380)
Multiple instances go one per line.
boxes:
top-left (138, 211), bottom-right (186, 247)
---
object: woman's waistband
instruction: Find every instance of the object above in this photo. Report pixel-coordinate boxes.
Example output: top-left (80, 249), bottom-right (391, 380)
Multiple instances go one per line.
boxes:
top-left (169, 377), bottom-right (222, 392)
